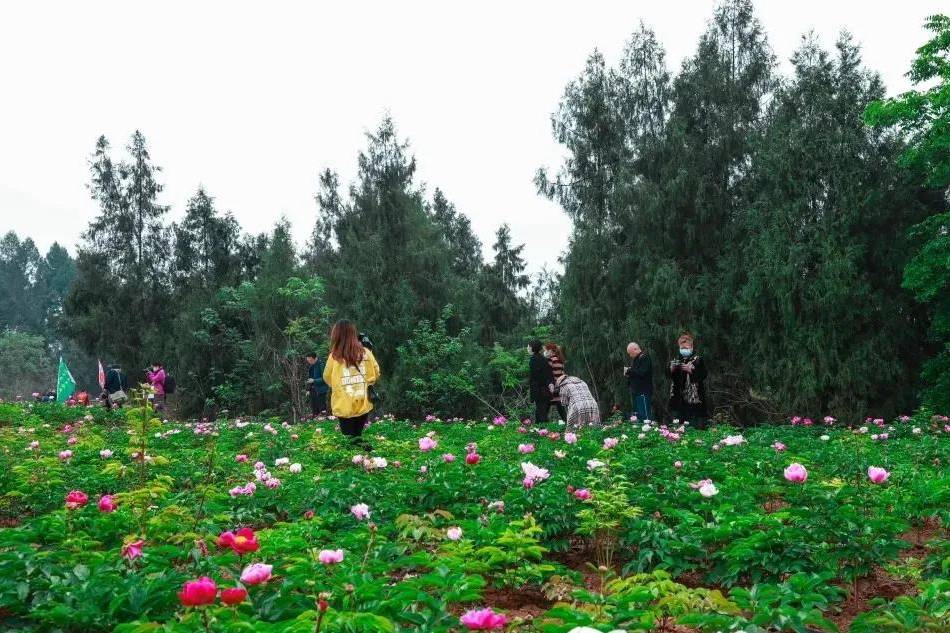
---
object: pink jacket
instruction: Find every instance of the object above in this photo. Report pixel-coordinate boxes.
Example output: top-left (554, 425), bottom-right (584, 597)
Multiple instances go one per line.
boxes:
top-left (147, 368), bottom-right (166, 395)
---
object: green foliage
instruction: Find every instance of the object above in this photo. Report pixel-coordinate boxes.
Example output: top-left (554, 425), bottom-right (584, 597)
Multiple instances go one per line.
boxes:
top-left (866, 14), bottom-right (950, 414)
top-left (0, 330), bottom-right (55, 399)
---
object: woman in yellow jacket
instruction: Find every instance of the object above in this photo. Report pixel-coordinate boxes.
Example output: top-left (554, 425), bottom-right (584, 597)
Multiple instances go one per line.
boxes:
top-left (323, 319), bottom-right (380, 445)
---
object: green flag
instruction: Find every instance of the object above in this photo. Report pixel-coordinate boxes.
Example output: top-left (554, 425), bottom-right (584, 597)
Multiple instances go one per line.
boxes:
top-left (56, 357), bottom-right (76, 403)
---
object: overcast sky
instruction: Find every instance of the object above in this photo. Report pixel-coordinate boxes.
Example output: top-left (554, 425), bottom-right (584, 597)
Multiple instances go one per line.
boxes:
top-left (0, 1), bottom-right (941, 273)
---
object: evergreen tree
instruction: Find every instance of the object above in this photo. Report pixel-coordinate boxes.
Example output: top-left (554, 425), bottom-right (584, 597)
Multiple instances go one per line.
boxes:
top-left (731, 34), bottom-right (927, 419)
top-left (0, 232), bottom-right (44, 332)
top-left (429, 188), bottom-right (483, 279)
top-left (312, 117), bottom-right (459, 383)
top-left (65, 131), bottom-right (172, 371)
top-left (538, 24), bottom-right (671, 407)
top-left (478, 224), bottom-right (529, 344)
top-left (173, 188), bottom-right (242, 292)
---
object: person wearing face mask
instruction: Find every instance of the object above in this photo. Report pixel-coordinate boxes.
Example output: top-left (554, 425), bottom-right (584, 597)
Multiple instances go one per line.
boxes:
top-left (667, 332), bottom-right (708, 428)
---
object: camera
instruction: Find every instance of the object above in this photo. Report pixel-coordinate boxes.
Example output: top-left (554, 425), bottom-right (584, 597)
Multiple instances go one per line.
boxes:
top-left (358, 332), bottom-right (375, 351)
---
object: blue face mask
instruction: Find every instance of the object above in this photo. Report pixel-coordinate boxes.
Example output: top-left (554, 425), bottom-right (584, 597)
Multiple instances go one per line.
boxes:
top-left (679, 348), bottom-right (692, 357)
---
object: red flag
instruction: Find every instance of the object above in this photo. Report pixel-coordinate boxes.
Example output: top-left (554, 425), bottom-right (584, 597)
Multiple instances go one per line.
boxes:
top-left (98, 359), bottom-right (106, 389)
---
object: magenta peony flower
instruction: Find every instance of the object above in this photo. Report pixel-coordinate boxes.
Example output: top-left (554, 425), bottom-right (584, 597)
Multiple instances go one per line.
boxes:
top-left (178, 576), bottom-right (218, 606)
top-left (465, 452), bottom-right (481, 465)
top-left (98, 495), bottom-right (117, 512)
top-left (64, 490), bottom-right (88, 510)
top-left (460, 607), bottom-right (508, 630)
top-left (784, 463), bottom-right (808, 483)
top-left (318, 549), bottom-right (344, 565)
top-left (220, 586), bottom-right (248, 605)
top-left (122, 539), bottom-right (144, 560)
top-left (573, 488), bottom-right (592, 501)
top-left (351, 503), bottom-right (371, 520)
top-left (867, 466), bottom-right (890, 484)
top-left (240, 562), bottom-right (273, 585)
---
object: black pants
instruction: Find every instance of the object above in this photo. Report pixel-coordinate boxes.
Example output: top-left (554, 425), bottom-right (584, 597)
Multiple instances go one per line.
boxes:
top-left (338, 414), bottom-right (368, 438)
top-left (309, 389), bottom-right (327, 416)
top-left (535, 398), bottom-right (566, 424)
top-left (672, 409), bottom-right (709, 430)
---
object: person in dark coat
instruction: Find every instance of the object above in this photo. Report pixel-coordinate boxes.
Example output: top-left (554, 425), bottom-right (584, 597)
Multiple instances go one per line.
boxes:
top-left (305, 352), bottom-right (329, 416)
top-left (104, 364), bottom-right (129, 408)
top-left (528, 340), bottom-right (557, 423)
top-left (624, 342), bottom-right (653, 421)
top-left (667, 332), bottom-right (709, 428)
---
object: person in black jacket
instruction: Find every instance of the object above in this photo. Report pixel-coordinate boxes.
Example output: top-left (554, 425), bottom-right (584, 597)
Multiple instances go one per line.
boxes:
top-left (305, 352), bottom-right (329, 416)
top-left (667, 332), bottom-right (709, 428)
top-left (528, 339), bottom-right (557, 423)
top-left (103, 364), bottom-right (129, 408)
top-left (624, 342), bottom-right (653, 421)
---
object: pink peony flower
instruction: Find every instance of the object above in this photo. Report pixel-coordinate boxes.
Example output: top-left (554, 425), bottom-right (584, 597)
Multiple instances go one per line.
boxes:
top-left (59, 450), bottom-right (73, 462)
top-left (518, 443), bottom-right (535, 454)
top-left (772, 441), bottom-right (786, 451)
top-left (573, 488), bottom-right (592, 501)
top-left (603, 437), bottom-right (619, 449)
top-left (443, 453), bottom-right (456, 463)
top-left (122, 539), bottom-right (144, 560)
top-left (521, 462), bottom-right (550, 485)
top-left (265, 478), bottom-right (281, 489)
top-left (492, 415), bottom-right (508, 426)
top-left (674, 460), bottom-right (683, 469)
top-left (178, 576), bottom-right (218, 606)
top-left (65, 490), bottom-right (88, 510)
top-left (217, 528), bottom-right (260, 554)
top-left (784, 463), bottom-right (808, 483)
top-left (98, 495), bottom-right (117, 512)
top-left (235, 454), bottom-right (248, 463)
top-left (240, 562), bottom-right (273, 585)
top-left (351, 503), bottom-right (371, 520)
top-left (465, 452), bottom-right (481, 465)
top-left (318, 549), bottom-right (344, 565)
top-left (698, 481), bottom-right (718, 497)
top-left (418, 437), bottom-right (438, 452)
top-left (564, 432), bottom-right (578, 445)
top-left (67, 436), bottom-right (78, 445)
top-left (289, 463), bottom-right (302, 473)
top-left (867, 466), bottom-right (890, 484)
top-left (446, 526), bottom-right (463, 541)
top-left (460, 607), bottom-right (508, 630)
top-left (99, 449), bottom-right (113, 459)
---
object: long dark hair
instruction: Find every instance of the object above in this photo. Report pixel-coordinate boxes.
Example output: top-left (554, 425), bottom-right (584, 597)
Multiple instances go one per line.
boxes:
top-left (329, 320), bottom-right (365, 368)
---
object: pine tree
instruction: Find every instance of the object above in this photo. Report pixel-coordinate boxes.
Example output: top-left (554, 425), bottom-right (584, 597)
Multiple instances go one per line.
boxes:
top-left (65, 131), bottom-right (172, 370)
top-left (731, 34), bottom-right (927, 419)
top-left (478, 224), bottom-right (529, 344)
top-left (312, 117), bottom-right (458, 378)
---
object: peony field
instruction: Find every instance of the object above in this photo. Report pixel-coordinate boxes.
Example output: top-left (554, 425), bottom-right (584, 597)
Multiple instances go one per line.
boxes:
top-left (1, 402), bottom-right (948, 632)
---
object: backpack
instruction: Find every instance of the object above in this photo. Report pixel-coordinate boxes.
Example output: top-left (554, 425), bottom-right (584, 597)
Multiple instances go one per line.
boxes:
top-left (164, 374), bottom-right (177, 395)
